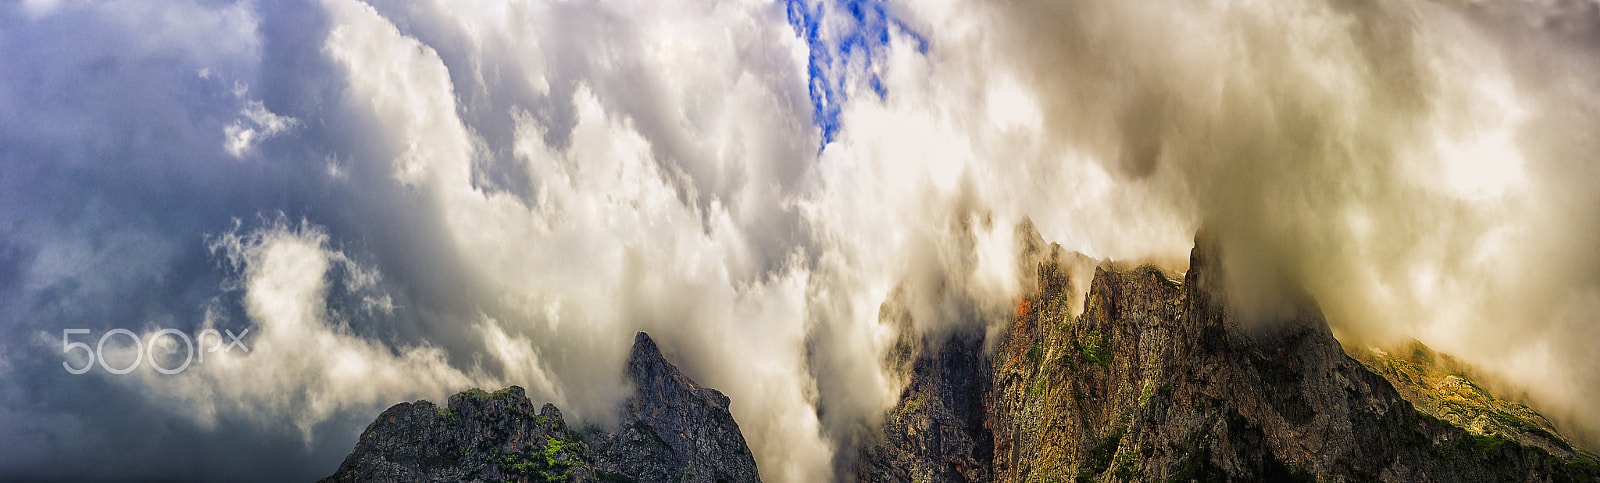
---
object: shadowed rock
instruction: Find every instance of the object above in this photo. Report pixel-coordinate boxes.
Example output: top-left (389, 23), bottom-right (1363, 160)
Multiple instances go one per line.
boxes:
top-left (319, 385), bottom-right (602, 482)
top-left (592, 332), bottom-right (761, 482)
top-left (323, 332), bottom-right (760, 483)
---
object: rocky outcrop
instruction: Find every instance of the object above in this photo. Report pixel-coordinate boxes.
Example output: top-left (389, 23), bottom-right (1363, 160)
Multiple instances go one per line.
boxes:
top-left (319, 385), bottom-right (605, 482)
top-left (857, 301), bottom-right (993, 482)
top-left (1088, 232), bottom-right (1600, 481)
top-left (592, 332), bottom-right (761, 482)
top-left (989, 245), bottom-right (1188, 482)
top-left (322, 332), bottom-right (760, 483)
top-left (1352, 339), bottom-right (1592, 461)
top-left (875, 229), bottom-right (1600, 482)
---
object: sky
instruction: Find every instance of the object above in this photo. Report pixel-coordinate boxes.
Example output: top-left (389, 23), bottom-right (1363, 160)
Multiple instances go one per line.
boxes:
top-left (1, 0), bottom-right (1599, 481)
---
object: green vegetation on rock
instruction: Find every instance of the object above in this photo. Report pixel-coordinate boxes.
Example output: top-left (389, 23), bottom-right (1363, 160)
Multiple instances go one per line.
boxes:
top-left (1076, 334), bottom-right (1111, 366)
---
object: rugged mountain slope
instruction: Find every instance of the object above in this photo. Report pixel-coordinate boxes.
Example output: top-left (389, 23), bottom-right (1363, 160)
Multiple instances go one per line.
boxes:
top-left (323, 332), bottom-right (760, 483)
top-left (1351, 340), bottom-right (1594, 461)
top-left (872, 230), bottom-right (1600, 482)
top-left (857, 292), bottom-right (994, 481)
top-left (989, 248), bottom-right (1188, 482)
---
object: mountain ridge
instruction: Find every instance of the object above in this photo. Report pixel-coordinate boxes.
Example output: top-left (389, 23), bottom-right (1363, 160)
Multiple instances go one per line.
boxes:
top-left (321, 331), bottom-right (760, 483)
top-left (863, 228), bottom-right (1600, 481)
top-left (325, 230), bottom-right (1599, 482)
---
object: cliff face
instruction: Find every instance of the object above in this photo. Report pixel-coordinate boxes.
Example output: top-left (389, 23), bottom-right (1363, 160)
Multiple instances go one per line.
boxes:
top-left (593, 333), bottom-right (761, 482)
top-left (989, 246), bottom-right (1188, 482)
top-left (857, 318), bottom-right (993, 482)
top-left (878, 232), bottom-right (1600, 482)
top-left (322, 332), bottom-right (760, 483)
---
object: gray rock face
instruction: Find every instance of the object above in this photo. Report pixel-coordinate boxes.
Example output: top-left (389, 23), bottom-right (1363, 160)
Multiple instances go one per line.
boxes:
top-left (322, 332), bottom-right (760, 483)
top-left (319, 385), bottom-right (607, 482)
top-left (856, 323), bottom-right (993, 482)
top-left (593, 332), bottom-right (761, 483)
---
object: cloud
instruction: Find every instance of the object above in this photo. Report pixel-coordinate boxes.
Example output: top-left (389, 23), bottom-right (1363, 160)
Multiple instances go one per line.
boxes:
top-left (1, 0), bottom-right (1599, 481)
top-left (224, 95), bottom-right (298, 158)
top-left (117, 216), bottom-right (482, 440)
top-left (309, 0), bottom-right (840, 476)
top-left (908, 0), bottom-right (1600, 448)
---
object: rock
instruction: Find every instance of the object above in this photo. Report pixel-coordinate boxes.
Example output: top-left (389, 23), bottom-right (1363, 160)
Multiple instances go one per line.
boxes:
top-left (322, 332), bottom-right (761, 483)
top-left (592, 332), bottom-right (762, 483)
top-left (319, 385), bottom-right (602, 482)
top-left (989, 245), bottom-right (1189, 482)
top-left (856, 302), bottom-right (993, 482)
top-left (326, 230), bottom-right (1600, 482)
top-left (877, 228), bottom-right (1600, 482)
top-left (1351, 339), bottom-right (1590, 461)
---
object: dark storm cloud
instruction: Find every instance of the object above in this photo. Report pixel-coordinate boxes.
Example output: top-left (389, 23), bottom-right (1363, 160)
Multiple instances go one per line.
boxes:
top-left (0, 1), bottom-right (369, 480)
top-left (0, 0), bottom-right (548, 479)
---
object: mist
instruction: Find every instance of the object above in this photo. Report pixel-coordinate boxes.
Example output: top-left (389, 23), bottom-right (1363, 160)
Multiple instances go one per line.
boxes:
top-left (1, 0), bottom-right (1598, 480)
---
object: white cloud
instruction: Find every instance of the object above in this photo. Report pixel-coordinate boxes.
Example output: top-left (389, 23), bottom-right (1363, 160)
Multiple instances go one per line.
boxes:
top-left (117, 218), bottom-right (484, 441)
top-left (317, 0), bottom-right (836, 477)
top-left (224, 98), bottom-right (297, 159)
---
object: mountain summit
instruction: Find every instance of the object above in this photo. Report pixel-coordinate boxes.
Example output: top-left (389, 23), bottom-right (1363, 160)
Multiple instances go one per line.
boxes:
top-left (862, 229), bottom-right (1600, 481)
top-left (594, 332), bottom-right (760, 481)
top-left (321, 332), bottom-right (760, 482)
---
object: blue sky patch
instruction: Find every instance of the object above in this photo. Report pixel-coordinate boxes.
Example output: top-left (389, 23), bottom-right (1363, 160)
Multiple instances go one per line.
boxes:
top-left (786, 0), bottom-right (928, 150)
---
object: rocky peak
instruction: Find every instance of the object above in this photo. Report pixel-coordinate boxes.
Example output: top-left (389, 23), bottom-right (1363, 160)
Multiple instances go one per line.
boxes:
top-left (322, 331), bottom-right (761, 483)
top-left (320, 385), bottom-right (600, 482)
top-left (625, 332), bottom-right (729, 410)
top-left (891, 228), bottom-right (1600, 481)
top-left (597, 332), bottom-right (759, 482)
